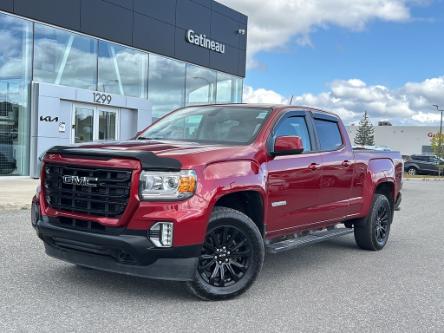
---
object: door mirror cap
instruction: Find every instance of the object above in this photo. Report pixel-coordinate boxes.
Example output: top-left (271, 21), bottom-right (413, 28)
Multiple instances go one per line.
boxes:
top-left (273, 136), bottom-right (304, 156)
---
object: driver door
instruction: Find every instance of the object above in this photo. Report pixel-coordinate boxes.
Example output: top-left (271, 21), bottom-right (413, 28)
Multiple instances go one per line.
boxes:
top-left (266, 111), bottom-right (324, 236)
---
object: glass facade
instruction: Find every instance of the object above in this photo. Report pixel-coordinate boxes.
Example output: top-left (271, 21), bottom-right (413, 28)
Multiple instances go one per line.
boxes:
top-left (186, 64), bottom-right (217, 106)
top-left (0, 11), bottom-right (243, 175)
top-left (0, 14), bottom-right (32, 176)
top-left (98, 41), bottom-right (148, 99)
top-left (216, 72), bottom-right (243, 104)
top-left (148, 54), bottom-right (186, 119)
top-left (34, 24), bottom-right (97, 90)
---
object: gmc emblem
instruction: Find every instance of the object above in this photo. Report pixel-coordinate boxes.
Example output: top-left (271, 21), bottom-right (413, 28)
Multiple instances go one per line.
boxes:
top-left (62, 175), bottom-right (98, 187)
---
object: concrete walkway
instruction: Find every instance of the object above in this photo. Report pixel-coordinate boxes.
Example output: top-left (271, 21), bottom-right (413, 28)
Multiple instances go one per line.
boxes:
top-left (0, 178), bottom-right (39, 210)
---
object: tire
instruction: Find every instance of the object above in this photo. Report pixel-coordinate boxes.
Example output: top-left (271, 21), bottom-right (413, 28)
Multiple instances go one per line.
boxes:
top-left (354, 194), bottom-right (392, 251)
top-left (186, 207), bottom-right (264, 301)
top-left (407, 167), bottom-right (417, 176)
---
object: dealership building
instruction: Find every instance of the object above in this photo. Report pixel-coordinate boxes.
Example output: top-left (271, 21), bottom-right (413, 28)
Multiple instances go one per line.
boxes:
top-left (347, 125), bottom-right (441, 156)
top-left (0, 0), bottom-right (247, 177)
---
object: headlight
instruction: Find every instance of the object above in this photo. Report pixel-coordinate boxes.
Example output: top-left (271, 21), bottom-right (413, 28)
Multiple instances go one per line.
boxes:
top-left (139, 170), bottom-right (197, 200)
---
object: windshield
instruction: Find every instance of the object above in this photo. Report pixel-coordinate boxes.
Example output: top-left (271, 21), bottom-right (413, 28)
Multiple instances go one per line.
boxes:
top-left (139, 106), bottom-right (271, 144)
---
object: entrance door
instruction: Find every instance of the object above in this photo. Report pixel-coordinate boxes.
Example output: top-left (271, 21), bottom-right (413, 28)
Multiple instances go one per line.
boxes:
top-left (97, 109), bottom-right (117, 141)
top-left (72, 105), bottom-right (118, 143)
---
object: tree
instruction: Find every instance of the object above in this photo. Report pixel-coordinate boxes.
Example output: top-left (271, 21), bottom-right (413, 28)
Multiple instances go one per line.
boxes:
top-left (354, 112), bottom-right (375, 146)
top-left (431, 133), bottom-right (444, 158)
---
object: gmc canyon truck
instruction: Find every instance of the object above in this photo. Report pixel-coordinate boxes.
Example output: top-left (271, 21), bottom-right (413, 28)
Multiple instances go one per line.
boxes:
top-left (32, 104), bottom-right (403, 300)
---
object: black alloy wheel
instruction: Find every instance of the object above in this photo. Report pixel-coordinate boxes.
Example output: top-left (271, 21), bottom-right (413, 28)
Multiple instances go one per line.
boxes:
top-left (186, 207), bottom-right (264, 301)
top-left (354, 194), bottom-right (393, 251)
top-left (374, 205), bottom-right (390, 245)
top-left (407, 167), bottom-right (417, 176)
top-left (198, 225), bottom-right (251, 287)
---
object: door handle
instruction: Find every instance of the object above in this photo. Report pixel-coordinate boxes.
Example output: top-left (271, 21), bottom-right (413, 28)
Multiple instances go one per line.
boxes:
top-left (309, 163), bottom-right (320, 171)
top-left (342, 160), bottom-right (351, 167)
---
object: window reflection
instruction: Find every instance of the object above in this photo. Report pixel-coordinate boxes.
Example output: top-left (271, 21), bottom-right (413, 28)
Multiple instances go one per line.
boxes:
top-left (186, 65), bottom-right (216, 106)
top-left (33, 24), bottom-right (97, 90)
top-left (216, 72), bottom-right (243, 104)
top-left (148, 54), bottom-right (186, 119)
top-left (98, 41), bottom-right (148, 98)
top-left (0, 13), bottom-right (32, 175)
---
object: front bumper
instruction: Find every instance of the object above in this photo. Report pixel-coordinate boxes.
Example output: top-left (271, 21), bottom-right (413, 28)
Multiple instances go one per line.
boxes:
top-left (34, 216), bottom-right (200, 281)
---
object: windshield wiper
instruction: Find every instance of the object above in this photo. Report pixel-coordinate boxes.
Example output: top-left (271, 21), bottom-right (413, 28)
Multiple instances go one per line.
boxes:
top-left (137, 137), bottom-right (164, 140)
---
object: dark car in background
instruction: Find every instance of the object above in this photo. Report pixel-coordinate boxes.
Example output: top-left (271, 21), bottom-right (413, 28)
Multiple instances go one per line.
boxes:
top-left (404, 155), bottom-right (444, 176)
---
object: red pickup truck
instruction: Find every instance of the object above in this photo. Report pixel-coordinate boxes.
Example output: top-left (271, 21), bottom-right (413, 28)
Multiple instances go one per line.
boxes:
top-left (32, 104), bottom-right (403, 300)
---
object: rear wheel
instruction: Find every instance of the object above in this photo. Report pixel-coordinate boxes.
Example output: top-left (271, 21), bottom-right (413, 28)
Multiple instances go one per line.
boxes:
top-left (186, 207), bottom-right (264, 301)
top-left (354, 194), bottom-right (392, 251)
top-left (407, 167), bottom-right (417, 176)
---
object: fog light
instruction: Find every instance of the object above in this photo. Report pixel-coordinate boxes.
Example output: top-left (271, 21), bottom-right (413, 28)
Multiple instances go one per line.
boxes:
top-left (149, 222), bottom-right (174, 247)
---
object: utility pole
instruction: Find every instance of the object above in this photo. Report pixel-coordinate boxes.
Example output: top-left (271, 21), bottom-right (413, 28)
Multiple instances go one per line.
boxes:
top-left (432, 105), bottom-right (444, 176)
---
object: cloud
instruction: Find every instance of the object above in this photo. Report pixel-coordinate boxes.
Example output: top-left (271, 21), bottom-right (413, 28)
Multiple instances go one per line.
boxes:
top-left (243, 85), bottom-right (288, 104)
top-left (243, 76), bottom-right (444, 125)
top-left (218, 0), bottom-right (416, 67)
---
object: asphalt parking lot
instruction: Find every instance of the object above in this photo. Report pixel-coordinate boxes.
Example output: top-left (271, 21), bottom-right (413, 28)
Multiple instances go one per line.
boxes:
top-left (1, 180), bottom-right (443, 332)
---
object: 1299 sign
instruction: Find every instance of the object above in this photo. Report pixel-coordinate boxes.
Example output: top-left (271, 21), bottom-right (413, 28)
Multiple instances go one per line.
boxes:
top-left (93, 92), bottom-right (112, 105)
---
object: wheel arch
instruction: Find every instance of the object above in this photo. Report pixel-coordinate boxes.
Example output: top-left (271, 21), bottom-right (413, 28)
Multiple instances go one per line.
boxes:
top-left (374, 181), bottom-right (395, 212)
top-left (213, 190), bottom-right (265, 237)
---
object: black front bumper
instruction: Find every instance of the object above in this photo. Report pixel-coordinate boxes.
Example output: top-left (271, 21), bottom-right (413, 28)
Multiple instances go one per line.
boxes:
top-left (35, 216), bottom-right (200, 281)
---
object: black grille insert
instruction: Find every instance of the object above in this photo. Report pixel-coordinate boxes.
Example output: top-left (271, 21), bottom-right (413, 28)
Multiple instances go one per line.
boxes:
top-left (44, 164), bottom-right (132, 217)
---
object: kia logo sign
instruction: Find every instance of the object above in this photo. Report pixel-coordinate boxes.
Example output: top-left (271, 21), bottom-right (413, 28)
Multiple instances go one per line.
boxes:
top-left (40, 116), bottom-right (59, 122)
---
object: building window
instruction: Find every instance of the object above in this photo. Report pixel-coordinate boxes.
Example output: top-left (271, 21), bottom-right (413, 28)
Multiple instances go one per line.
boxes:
top-left (33, 23), bottom-right (97, 90)
top-left (216, 72), bottom-right (243, 104)
top-left (0, 13), bottom-right (33, 176)
top-left (98, 41), bottom-right (148, 99)
top-left (148, 54), bottom-right (186, 119)
top-left (185, 64), bottom-right (216, 106)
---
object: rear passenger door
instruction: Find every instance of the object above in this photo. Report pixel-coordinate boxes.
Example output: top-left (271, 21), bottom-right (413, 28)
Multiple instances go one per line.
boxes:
top-left (313, 114), bottom-right (355, 222)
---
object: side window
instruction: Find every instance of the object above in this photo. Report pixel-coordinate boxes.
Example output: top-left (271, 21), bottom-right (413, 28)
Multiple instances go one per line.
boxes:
top-left (314, 119), bottom-right (343, 151)
top-left (274, 116), bottom-right (312, 152)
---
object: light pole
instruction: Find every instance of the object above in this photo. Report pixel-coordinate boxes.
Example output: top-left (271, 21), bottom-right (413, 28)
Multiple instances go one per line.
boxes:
top-left (433, 105), bottom-right (444, 176)
top-left (433, 105), bottom-right (444, 157)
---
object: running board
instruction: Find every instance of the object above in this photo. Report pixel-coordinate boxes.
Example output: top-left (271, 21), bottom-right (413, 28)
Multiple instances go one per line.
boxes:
top-left (266, 228), bottom-right (354, 254)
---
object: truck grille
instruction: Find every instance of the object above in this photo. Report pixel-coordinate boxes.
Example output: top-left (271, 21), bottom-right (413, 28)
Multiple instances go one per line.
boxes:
top-left (44, 164), bottom-right (132, 217)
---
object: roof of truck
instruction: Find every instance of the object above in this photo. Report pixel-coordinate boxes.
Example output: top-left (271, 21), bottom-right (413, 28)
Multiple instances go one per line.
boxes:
top-left (189, 103), bottom-right (339, 117)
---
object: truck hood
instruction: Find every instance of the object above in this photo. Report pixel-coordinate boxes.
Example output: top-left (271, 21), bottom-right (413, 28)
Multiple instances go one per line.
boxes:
top-left (46, 139), bottom-right (258, 169)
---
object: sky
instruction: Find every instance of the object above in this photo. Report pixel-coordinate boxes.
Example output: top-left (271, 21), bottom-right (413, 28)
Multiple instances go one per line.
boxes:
top-left (219, 0), bottom-right (444, 126)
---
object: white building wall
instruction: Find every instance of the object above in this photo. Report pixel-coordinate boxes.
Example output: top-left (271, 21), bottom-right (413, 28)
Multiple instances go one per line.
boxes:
top-left (346, 126), bottom-right (440, 155)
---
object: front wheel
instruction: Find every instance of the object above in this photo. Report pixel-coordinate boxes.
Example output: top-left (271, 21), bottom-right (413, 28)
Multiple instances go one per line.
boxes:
top-left (186, 207), bottom-right (264, 301)
top-left (354, 194), bottom-right (392, 251)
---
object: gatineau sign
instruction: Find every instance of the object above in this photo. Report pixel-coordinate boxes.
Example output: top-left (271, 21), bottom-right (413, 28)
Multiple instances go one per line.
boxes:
top-left (186, 29), bottom-right (226, 54)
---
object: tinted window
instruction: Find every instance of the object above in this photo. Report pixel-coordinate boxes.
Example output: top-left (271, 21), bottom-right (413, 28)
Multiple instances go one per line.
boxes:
top-left (139, 107), bottom-right (270, 144)
top-left (412, 155), bottom-right (427, 161)
top-left (274, 116), bottom-right (312, 152)
top-left (314, 119), bottom-right (343, 151)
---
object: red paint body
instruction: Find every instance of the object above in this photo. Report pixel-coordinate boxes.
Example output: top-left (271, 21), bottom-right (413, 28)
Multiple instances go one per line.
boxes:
top-left (39, 105), bottom-right (403, 247)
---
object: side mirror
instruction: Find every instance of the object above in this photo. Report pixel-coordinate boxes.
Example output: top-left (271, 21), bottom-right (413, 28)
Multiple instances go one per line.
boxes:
top-left (273, 136), bottom-right (304, 156)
